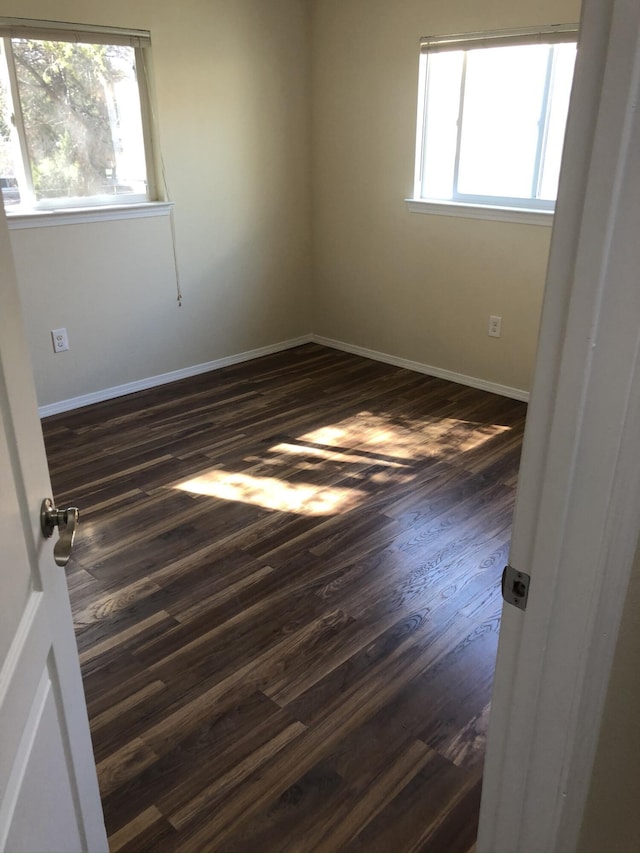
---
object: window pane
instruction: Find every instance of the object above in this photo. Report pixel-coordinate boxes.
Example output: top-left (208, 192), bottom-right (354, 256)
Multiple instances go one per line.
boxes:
top-left (11, 39), bottom-right (148, 204)
top-left (539, 43), bottom-right (576, 200)
top-left (421, 51), bottom-right (464, 199)
top-left (0, 40), bottom-right (23, 206)
top-left (457, 44), bottom-right (550, 199)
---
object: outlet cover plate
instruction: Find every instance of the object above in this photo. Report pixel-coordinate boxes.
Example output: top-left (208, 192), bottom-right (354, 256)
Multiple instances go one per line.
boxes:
top-left (51, 328), bottom-right (69, 353)
top-left (488, 315), bottom-right (502, 338)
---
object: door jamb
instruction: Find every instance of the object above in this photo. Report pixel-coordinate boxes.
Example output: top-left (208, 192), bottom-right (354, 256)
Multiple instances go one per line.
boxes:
top-left (478, 1), bottom-right (640, 849)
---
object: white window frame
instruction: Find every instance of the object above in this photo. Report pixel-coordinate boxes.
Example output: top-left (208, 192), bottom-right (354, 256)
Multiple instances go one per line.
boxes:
top-left (0, 17), bottom-right (157, 214)
top-left (409, 25), bottom-right (578, 221)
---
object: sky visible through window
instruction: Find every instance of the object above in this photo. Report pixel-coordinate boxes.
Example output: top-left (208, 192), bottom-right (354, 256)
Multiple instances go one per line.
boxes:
top-left (420, 41), bottom-right (576, 207)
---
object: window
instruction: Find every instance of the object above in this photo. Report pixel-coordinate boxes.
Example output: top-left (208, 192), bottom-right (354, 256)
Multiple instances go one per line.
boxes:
top-left (413, 26), bottom-right (577, 213)
top-left (0, 19), bottom-right (154, 211)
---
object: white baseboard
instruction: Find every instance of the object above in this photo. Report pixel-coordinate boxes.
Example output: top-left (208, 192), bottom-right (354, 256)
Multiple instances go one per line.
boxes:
top-left (39, 331), bottom-right (529, 417)
top-left (38, 335), bottom-right (314, 418)
top-left (311, 334), bottom-right (530, 402)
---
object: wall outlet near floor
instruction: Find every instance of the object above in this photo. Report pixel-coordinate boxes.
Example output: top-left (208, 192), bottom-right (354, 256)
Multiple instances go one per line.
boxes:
top-left (488, 315), bottom-right (502, 338)
top-left (51, 328), bottom-right (69, 353)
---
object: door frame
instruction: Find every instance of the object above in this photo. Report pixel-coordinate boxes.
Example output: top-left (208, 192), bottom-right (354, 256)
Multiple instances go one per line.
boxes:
top-left (478, 1), bottom-right (640, 849)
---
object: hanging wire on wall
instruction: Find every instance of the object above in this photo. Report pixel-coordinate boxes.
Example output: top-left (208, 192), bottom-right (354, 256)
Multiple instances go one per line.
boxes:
top-left (140, 46), bottom-right (184, 307)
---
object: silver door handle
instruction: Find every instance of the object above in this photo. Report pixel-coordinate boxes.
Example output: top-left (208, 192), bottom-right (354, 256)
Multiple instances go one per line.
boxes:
top-left (40, 499), bottom-right (79, 567)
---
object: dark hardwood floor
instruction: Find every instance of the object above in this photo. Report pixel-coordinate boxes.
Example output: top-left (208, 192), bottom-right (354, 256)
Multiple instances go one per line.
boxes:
top-left (42, 343), bottom-right (526, 853)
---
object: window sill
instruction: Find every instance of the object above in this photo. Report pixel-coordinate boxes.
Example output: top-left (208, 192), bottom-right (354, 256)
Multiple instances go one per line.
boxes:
top-left (5, 201), bottom-right (173, 230)
top-left (405, 198), bottom-right (554, 227)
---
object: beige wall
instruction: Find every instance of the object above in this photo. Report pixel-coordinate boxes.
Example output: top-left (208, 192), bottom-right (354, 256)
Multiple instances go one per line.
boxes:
top-left (3, 0), bottom-right (312, 407)
top-left (6, 0), bottom-right (584, 407)
top-left (310, 0), bottom-right (581, 393)
top-left (578, 536), bottom-right (640, 852)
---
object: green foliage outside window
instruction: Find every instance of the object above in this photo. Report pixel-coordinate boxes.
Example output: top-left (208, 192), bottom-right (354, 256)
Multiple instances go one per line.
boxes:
top-left (12, 39), bottom-right (132, 200)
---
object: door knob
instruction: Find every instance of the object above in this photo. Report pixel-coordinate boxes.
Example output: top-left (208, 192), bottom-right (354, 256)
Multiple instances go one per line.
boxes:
top-left (40, 499), bottom-right (79, 567)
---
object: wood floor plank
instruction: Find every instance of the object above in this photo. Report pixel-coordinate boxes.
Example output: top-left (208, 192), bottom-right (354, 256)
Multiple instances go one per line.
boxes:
top-left (214, 763), bottom-right (350, 853)
top-left (41, 343), bottom-right (527, 852)
top-left (106, 805), bottom-right (167, 853)
top-left (100, 692), bottom-right (297, 835)
top-left (167, 721), bottom-right (307, 832)
top-left (305, 739), bottom-right (434, 853)
top-left (347, 756), bottom-right (482, 853)
top-left (169, 612), bottom-right (491, 850)
top-left (96, 737), bottom-right (160, 798)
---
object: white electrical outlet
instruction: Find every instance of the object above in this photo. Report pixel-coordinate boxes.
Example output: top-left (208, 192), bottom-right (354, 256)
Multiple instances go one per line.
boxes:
top-left (51, 328), bottom-right (69, 353)
top-left (488, 315), bottom-right (502, 338)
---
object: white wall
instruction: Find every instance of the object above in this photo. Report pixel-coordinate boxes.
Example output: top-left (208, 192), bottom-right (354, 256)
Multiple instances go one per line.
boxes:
top-left (578, 537), bottom-right (640, 852)
top-left (310, 0), bottom-right (581, 394)
top-left (2, 0), bottom-right (312, 408)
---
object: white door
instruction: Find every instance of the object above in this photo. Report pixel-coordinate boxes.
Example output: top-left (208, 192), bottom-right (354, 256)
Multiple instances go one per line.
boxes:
top-left (478, 1), bottom-right (640, 850)
top-left (0, 199), bottom-right (107, 851)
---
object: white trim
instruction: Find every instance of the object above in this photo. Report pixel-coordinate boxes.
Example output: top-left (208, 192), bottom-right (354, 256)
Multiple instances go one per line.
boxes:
top-left (0, 666), bottom-right (51, 850)
top-left (6, 201), bottom-right (173, 230)
top-left (0, 592), bottom-right (43, 705)
top-left (312, 334), bottom-right (529, 402)
top-left (0, 592), bottom-right (48, 799)
top-left (38, 335), bottom-right (313, 418)
top-left (405, 198), bottom-right (554, 226)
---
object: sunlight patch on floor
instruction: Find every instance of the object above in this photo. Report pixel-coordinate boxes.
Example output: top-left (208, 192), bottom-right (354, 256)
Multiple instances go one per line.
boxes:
top-left (175, 470), bottom-right (366, 515)
top-left (173, 410), bottom-right (511, 514)
top-left (270, 440), bottom-right (410, 469)
top-left (300, 413), bottom-right (511, 461)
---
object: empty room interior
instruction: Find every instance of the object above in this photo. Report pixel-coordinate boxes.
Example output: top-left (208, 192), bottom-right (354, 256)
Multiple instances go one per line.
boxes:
top-left (9, 0), bottom-right (637, 851)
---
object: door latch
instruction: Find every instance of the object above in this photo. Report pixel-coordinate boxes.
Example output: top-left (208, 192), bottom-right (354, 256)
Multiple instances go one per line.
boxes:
top-left (502, 564), bottom-right (530, 611)
top-left (40, 499), bottom-right (79, 567)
